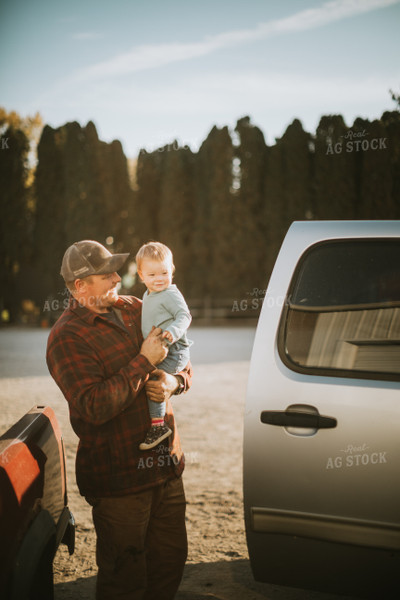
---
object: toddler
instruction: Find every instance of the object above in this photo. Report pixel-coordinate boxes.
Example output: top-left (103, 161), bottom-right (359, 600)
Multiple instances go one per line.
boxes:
top-left (136, 242), bottom-right (192, 450)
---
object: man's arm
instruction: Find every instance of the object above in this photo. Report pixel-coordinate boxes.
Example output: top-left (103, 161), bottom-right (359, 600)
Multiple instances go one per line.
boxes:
top-left (140, 326), bottom-right (169, 364)
top-left (47, 328), bottom-right (167, 426)
top-left (145, 361), bottom-right (193, 403)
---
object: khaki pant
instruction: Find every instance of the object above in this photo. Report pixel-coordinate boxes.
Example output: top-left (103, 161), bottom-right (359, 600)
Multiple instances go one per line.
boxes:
top-left (87, 477), bottom-right (187, 600)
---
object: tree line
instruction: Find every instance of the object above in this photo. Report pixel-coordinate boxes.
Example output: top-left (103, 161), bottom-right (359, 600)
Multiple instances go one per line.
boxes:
top-left (1, 107), bottom-right (400, 323)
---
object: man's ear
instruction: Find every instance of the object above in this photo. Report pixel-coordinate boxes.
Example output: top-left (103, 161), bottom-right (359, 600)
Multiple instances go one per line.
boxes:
top-left (74, 278), bottom-right (86, 293)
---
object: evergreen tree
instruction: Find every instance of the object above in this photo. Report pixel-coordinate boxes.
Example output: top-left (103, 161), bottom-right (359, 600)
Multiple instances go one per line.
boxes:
top-left (0, 123), bottom-right (30, 321)
top-left (264, 119), bottom-right (313, 277)
top-left (380, 111), bottom-right (400, 217)
top-left (193, 125), bottom-right (235, 299)
top-left (133, 148), bottom-right (166, 244)
top-left (33, 120), bottom-right (135, 313)
top-left (313, 115), bottom-right (357, 219)
top-left (234, 117), bottom-right (269, 294)
top-left (351, 116), bottom-right (392, 218)
top-left (157, 145), bottom-right (196, 297)
top-left (33, 125), bottom-right (67, 310)
top-left (61, 121), bottom-right (107, 243)
top-left (101, 138), bottom-right (135, 254)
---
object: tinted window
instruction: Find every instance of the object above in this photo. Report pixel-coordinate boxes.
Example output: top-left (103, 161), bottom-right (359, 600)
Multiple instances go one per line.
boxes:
top-left (280, 239), bottom-right (400, 381)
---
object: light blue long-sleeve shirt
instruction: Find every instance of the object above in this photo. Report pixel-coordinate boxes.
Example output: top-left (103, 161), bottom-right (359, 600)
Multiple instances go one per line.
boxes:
top-left (141, 284), bottom-right (192, 346)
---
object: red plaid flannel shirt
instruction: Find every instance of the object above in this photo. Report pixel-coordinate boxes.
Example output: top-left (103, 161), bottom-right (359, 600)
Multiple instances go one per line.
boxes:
top-left (46, 295), bottom-right (192, 497)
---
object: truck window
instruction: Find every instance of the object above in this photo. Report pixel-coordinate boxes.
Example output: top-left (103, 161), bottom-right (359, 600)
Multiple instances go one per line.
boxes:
top-left (279, 239), bottom-right (400, 381)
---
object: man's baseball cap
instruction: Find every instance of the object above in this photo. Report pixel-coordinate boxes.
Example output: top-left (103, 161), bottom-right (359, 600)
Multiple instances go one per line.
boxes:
top-left (61, 240), bottom-right (129, 282)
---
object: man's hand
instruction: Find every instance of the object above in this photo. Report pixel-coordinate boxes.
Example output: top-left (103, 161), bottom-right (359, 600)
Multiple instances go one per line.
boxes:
top-left (145, 369), bottom-right (179, 403)
top-left (140, 327), bottom-right (168, 365)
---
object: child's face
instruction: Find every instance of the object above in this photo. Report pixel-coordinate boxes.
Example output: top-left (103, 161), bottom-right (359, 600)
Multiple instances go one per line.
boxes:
top-left (139, 258), bottom-right (172, 293)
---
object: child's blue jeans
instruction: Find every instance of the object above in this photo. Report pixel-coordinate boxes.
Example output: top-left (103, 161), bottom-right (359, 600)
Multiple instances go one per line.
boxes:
top-left (148, 341), bottom-right (190, 419)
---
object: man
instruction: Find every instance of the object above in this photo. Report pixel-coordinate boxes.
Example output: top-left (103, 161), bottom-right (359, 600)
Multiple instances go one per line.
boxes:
top-left (46, 240), bottom-right (192, 600)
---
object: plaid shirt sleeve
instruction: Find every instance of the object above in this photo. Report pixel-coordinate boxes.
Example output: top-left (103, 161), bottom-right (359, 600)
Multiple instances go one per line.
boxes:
top-left (47, 297), bottom-right (156, 426)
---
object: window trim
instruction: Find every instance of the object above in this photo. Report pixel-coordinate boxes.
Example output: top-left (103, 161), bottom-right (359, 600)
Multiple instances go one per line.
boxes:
top-left (277, 238), bottom-right (400, 383)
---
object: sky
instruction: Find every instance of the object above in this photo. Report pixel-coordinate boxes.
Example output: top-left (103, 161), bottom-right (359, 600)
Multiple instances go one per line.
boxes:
top-left (1, 0), bottom-right (400, 158)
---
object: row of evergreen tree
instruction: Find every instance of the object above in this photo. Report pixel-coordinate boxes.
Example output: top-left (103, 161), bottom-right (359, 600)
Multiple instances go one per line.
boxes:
top-left (133, 111), bottom-right (400, 303)
top-left (1, 108), bottom-right (400, 322)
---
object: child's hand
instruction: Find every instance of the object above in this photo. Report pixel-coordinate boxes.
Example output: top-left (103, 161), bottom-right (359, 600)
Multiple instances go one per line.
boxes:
top-left (162, 330), bottom-right (173, 343)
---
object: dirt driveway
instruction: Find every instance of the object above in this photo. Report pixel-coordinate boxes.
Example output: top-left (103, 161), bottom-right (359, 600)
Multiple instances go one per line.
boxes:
top-left (0, 327), bottom-right (356, 600)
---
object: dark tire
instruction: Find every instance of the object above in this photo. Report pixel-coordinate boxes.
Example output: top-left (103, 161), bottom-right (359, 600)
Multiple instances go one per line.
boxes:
top-left (29, 539), bottom-right (55, 600)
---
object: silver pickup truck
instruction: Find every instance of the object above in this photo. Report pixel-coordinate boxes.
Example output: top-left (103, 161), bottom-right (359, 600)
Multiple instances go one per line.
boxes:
top-left (243, 221), bottom-right (400, 599)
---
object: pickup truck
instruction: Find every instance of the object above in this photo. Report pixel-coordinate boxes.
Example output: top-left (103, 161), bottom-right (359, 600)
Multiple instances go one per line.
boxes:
top-left (0, 405), bottom-right (75, 600)
top-left (243, 221), bottom-right (400, 599)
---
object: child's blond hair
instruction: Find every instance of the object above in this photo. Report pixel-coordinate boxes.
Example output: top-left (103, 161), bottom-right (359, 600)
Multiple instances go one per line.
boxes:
top-left (136, 242), bottom-right (175, 273)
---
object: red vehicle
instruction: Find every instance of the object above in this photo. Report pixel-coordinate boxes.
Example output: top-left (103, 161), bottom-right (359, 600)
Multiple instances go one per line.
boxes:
top-left (0, 405), bottom-right (75, 600)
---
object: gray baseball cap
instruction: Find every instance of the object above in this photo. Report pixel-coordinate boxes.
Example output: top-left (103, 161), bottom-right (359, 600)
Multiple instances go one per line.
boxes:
top-left (61, 240), bottom-right (129, 282)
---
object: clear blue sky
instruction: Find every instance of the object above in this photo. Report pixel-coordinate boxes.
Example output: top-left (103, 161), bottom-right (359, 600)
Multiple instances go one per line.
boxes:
top-left (1, 0), bottom-right (399, 157)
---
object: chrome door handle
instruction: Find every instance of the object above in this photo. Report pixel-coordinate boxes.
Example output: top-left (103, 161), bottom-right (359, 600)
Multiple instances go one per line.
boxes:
top-left (260, 410), bottom-right (337, 429)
